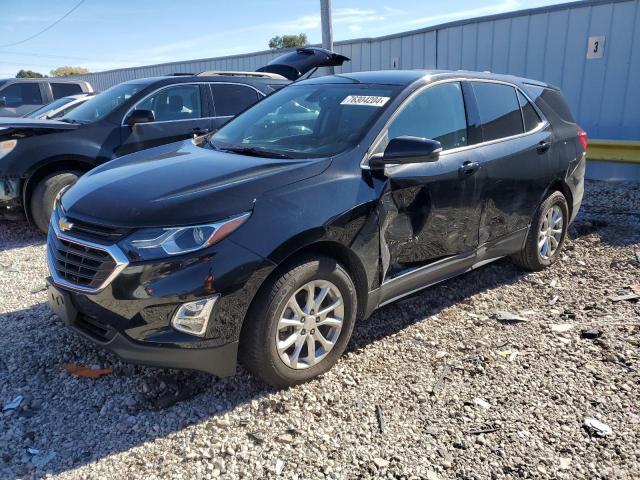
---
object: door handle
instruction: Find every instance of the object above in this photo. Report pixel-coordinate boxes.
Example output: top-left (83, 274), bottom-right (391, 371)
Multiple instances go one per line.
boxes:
top-left (458, 161), bottom-right (480, 178)
top-left (537, 140), bottom-right (551, 153)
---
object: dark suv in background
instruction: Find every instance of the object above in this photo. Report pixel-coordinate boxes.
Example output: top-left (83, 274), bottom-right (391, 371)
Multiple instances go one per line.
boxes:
top-left (0, 47), bottom-right (349, 231)
top-left (46, 69), bottom-right (586, 387)
top-left (0, 78), bottom-right (93, 117)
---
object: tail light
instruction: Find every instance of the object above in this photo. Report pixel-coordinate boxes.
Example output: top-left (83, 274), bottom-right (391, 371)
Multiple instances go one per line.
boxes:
top-left (578, 129), bottom-right (588, 152)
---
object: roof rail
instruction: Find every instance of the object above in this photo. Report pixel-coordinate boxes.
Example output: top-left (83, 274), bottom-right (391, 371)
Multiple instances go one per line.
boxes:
top-left (196, 70), bottom-right (287, 80)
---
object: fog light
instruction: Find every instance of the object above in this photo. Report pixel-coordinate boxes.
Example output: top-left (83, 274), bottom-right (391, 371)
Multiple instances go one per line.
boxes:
top-left (171, 295), bottom-right (219, 336)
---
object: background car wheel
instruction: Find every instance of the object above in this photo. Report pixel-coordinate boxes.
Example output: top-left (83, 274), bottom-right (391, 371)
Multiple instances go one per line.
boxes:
top-left (240, 255), bottom-right (357, 388)
top-left (30, 171), bottom-right (81, 233)
top-left (511, 190), bottom-right (569, 271)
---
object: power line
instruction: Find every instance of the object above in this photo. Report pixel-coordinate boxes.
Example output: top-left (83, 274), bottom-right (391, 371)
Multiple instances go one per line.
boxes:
top-left (0, 0), bottom-right (86, 48)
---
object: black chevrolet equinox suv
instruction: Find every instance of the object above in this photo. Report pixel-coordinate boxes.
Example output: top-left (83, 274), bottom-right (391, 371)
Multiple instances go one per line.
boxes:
top-left (46, 70), bottom-right (586, 387)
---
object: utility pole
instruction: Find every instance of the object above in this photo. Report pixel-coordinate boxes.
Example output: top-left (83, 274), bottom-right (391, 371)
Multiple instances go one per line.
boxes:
top-left (320, 0), bottom-right (334, 75)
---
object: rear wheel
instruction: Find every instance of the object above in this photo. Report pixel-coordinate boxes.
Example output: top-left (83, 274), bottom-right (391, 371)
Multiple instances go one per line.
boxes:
top-left (511, 191), bottom-right (568, 271)
top-left (30, 171), bottom-right (81, 233)
top-left (240, 256), bottom-right (357, 388)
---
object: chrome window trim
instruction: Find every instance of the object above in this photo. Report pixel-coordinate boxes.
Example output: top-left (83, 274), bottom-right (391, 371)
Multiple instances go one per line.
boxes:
top-left (47, 209), bottom-right (129, 294)
top-left (361, 77), bottom-right (550, 170)
top-left (121, 81), bottom-right (264, 126)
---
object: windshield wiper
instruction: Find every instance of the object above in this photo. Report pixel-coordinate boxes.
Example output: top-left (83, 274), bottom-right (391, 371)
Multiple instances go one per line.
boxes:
top-left (58, 118), bottom-right (83, 124)
top-left (219, 146), bottom-right (292, 159)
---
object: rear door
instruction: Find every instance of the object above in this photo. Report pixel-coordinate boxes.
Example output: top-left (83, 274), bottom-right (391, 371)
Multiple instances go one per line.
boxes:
top-left (209, 83), bottom-right (262, 130)
top-left (468, 81), bottom-right (553, 245)
top-left (117, 83), bottom-right (212, 156)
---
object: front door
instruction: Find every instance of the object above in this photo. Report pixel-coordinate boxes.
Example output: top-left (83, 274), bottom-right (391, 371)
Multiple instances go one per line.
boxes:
top-left (117, 83), bottom-right (212, 156)
top-left (376, 81), bottom-right (484, 282)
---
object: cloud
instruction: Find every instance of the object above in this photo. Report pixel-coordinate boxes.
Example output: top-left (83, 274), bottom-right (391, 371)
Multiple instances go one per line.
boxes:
top-left (406, 0), bottom-right (521, 27)
top-left (349, 25), bottom-right (363, 33)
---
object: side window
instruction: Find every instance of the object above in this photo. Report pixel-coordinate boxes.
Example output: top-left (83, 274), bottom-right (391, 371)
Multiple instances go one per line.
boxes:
top-left (517, 91), bottom-right (542, 132)
top-left (210, 84), bottom-right (260, 117)
top-left (51, 82), bottom-right (83, 99)
top-left (0, 83), bottom-right (42, 107)
top-left (387, 82), bottom-right (467, 150)
top-left (135, 84), bottom-right (202, 122)
top-left (471, 82), bottom-right (523, 141)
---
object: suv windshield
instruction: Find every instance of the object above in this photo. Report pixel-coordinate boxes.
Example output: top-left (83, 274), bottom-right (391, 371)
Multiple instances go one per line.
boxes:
top-left (211, 83), bottom-right (401, 158)
top-left (25, 96), bottom-right (75, 118)
top-left (63, 83), bottom-right (145, 123)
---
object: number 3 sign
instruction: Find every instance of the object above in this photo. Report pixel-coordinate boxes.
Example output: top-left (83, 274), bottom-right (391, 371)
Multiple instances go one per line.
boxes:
top-left (587, 36), bottom-right (605, 59)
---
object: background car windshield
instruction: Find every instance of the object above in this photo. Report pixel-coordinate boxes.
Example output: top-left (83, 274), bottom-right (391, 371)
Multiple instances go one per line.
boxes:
top-left (212, 83), bottom-right (401, 158)
top-left (25, 97), bottom-right (75, 118)
top-left (63, 83), bottom-right (144, 123)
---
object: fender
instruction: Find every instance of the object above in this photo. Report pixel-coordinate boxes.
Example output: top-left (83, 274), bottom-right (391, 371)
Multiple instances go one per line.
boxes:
top-left (22, 155), bottom-right (97, 221)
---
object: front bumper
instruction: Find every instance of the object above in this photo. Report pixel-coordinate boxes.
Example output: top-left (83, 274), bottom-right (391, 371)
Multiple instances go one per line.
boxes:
top-left (47, 277), bottom-right (240, 376)
top-left (0, 178), bottom-right (23, 219)
top-left (45, 222), bottom-right (274, 376)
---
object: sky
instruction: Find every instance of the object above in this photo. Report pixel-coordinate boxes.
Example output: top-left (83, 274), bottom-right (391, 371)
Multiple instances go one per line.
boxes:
top-left (1, 0), bottom-right (568, 77)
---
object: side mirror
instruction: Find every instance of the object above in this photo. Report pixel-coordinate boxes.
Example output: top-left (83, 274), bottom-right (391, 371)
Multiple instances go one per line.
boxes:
top-left (126, 109), bottom-right (155, 126)
top-left (0, 98), bottom-right (6, 108)
top-left (370, 136), bottom-right (442, 168)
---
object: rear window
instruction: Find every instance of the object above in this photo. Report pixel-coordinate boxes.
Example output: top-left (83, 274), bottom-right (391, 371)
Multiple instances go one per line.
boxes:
top-left (471, 82), bottom-right (523, 141)
top-left (517, 91), bottom-right (542, 132)
top-left (526, 85), bottom-right (576, 124)
top-left (210, 84), bottom-right (260, 117)
top-left (51, 82), bottom-right (83, 99)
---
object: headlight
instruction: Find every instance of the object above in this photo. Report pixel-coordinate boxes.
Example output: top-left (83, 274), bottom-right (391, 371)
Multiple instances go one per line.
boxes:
top-left (119, 212), bottom-right (251, 261)
top-left (0, 140), bottom-right (17, 160)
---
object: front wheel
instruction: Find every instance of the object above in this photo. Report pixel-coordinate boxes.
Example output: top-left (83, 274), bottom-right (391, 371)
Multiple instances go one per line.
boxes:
top-left (30, 171), bottom-right (81, 233)
top-left (240, 256), bottom-right (357, 388)
top-left (511, 191), bottom-right (569, 271)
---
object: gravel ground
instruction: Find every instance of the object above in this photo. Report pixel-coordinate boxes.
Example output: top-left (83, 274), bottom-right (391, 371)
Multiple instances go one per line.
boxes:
top-left (1, 180), bottom-right (639, 480)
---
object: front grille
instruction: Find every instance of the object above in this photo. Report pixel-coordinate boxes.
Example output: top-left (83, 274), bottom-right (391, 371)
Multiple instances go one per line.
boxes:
top-left (62, 216), bottom-right (129, 243)
top-left (48, 230), bottom-right (117, 290)
top-left (74, 314), bottom-right (115, 343)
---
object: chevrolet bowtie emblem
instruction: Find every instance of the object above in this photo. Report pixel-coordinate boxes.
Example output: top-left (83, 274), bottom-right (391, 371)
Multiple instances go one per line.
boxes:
top-left (58, 216), bottom-right (74, 232)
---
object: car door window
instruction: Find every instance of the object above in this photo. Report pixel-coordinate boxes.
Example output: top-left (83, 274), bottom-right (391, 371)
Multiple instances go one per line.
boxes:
top-left (472, 82), bottom-right (523, 141)
top-left (51, 82), bottom-right (83, 99)
top-left (0, 83), bottom-right (42, 107)
top-left (136, 84), bottom-right (202, 122)
top-left (517, 91), bottom-right (543, 132)
top-left (387, 82), bottom-right (468, 151)
top-left (210, 84), bottom-right (260, 117)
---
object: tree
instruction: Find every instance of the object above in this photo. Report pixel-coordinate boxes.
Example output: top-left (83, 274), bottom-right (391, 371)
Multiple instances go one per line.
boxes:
top-left (268, 33), bottom-right (308, 50)
top-left (50, 66), bottom-right (89, 77)
top-left (16, 69), bottom-right (45, 78)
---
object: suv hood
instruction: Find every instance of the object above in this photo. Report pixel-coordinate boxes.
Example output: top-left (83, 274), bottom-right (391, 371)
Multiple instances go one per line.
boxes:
top-left (257, 47), bottom-right (349, 81)
top-left (0, 117), bottom-right (79, 137)
top-left (61, 140), bottom-right (330, 228)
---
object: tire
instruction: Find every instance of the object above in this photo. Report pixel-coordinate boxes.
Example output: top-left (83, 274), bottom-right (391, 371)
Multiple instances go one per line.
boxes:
top-left (240, 255), bottom-right (357, 388)
top-left (511, 191), bottom-right (569, 271)
top-left (30, 171), bottom-right (81, 234)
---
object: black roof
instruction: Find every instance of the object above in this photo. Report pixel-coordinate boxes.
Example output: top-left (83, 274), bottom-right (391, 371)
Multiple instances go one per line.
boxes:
top-left (120, 74), bottom-right (290, 89)
top-left (299, 69), bottom-right (554, 89)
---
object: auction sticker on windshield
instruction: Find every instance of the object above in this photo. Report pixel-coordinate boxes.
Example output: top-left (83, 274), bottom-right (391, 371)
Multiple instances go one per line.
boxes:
top-left (340, 95), bottom-right (390, 107)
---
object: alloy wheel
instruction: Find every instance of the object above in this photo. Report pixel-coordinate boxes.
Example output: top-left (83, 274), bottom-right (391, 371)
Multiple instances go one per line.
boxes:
top-left (275, 280), bottom-right (344, 369)
top-left (538, 204), bottom-right (564, 260)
